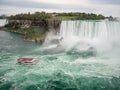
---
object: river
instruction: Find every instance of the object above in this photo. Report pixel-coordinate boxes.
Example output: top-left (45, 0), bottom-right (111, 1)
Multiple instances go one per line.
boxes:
top-left (0, 20), bottom-right (120, 90)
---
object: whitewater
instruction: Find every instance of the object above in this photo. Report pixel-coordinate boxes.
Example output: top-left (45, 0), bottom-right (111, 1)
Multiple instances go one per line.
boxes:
top-left (0, 20), bottom-right (120, 90)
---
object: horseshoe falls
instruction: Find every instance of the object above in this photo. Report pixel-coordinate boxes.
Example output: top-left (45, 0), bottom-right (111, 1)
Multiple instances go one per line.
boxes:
top-left (0, 20), bottom-right (120, 90)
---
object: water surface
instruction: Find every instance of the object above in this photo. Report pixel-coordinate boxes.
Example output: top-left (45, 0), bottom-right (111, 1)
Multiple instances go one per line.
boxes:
top-left (0, 20), bottom-right (120, 90)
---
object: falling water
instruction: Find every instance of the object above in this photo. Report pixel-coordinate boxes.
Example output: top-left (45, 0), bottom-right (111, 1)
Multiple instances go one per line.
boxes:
top-left (0, 20), bottom-right (120, 90)
top-left (0, 19), bottom-right (8, 27)
top-left (60, 20), bottom-right (120, 41)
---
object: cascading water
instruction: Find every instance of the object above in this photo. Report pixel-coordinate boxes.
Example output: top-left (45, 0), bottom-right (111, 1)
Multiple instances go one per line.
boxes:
top-left (60, 20), bottom-right (120, 40)
top-left (0, 20), bottom-right (120, 90)
top-left (0, 19), bottom-right (8, 27)
top-left (58, 20), bottom-right (120, 52)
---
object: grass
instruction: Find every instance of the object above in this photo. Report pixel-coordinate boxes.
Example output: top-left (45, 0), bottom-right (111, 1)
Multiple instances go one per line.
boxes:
top-left (55, 16), bottom-right (77, 20)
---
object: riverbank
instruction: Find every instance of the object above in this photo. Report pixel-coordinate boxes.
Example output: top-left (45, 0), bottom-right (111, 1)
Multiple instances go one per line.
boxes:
top-left (3, 19), bottom-right (61, 44)
top-left (3, 26), bottom-right (47, 44)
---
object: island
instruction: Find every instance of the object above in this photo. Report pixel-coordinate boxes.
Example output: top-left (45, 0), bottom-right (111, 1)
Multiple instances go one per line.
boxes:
top-left (2, 11), bottom-right (107, 44)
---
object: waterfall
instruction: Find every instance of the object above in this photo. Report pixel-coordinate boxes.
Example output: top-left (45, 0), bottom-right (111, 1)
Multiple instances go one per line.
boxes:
top-left (0, 19), bottom-right (8, 27)
top-left (45, 20), bottom-right (120, 51)
top-left (59, 20), bottom-right (120, 41)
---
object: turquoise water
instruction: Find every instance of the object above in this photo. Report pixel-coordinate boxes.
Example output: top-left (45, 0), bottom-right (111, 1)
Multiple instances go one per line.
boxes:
top-left (0, 30), bottom-right (120, 90)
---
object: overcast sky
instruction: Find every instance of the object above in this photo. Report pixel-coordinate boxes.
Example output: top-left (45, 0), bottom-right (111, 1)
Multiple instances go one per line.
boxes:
top-left (0, 0), bottom-right (120, 17)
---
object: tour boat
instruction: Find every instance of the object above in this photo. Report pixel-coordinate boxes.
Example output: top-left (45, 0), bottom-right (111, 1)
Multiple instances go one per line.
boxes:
top-left (17, 58), bottom-right (36, 64)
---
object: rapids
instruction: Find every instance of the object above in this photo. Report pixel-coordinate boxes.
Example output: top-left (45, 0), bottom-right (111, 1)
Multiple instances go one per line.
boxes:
top-left (0, 20), bottom-right (120, 90)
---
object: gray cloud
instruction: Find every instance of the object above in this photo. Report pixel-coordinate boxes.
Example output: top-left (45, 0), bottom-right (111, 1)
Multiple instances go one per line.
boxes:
top-left (0, 0), bottom-right (94, 12)
top-left (91, 0), bottom-right (120, 5)
top-left (0, 0), bottom-right (120, 17)
top-left (0, 0), bottom-right (61, 9)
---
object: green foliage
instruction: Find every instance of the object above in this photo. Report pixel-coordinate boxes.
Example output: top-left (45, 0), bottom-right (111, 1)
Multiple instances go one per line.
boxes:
top-left (56, 12), bottom-right (105, 20)
top-left (8, 11), bottom-right (52, 21)
top-left (7, 12), bottom-right (105, 21)
top-left (5, 12), bottom-right (50, 41)
top-left (5, 22), bottom-right (21, 29)
top-left (23, 26), bottom-right (48, 39)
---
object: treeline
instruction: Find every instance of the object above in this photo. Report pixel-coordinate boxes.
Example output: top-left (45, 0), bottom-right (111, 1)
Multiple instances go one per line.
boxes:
top-left (7, 11), bottom-right (105, 20)
top-left (55, 12), bottom-right (105, 20)
top-left (8, 11), bottom-right (52, 21)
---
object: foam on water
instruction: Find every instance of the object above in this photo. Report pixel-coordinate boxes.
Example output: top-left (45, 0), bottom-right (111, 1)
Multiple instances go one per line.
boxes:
top-left (0, 20), bottom-right (120, 90)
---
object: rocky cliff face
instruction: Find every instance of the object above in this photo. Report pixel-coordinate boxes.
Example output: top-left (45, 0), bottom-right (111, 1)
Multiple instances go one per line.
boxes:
top-left (48, 19), bottom-right (61, 35)
top-left (8, 19), bottom-right (61, 27)
top-left (5, 19), bottom-right (61, 44)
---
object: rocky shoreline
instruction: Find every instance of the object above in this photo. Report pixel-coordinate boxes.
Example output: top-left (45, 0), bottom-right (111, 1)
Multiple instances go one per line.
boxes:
top-left (3, 19), bottom-right (61, 44)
